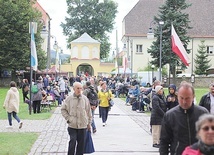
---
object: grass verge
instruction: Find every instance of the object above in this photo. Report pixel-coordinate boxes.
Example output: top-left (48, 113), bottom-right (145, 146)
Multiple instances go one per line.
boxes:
top-left (0, 87), bottom-right (55, 120)
top-left (0, 132), bottom-right (39, 155)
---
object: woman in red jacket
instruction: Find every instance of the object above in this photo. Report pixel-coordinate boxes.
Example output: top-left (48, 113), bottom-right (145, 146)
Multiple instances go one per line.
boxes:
top-left (182, 114), bottom-right (214, 155)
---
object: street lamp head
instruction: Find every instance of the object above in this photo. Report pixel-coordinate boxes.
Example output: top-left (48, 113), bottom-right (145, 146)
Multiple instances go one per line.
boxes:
top-left (147, 32), bottom-right (154, 39)
top-left (53, 41), bottom-right (58, 50)
top-left (159, 21), bottom-right (164, 25)
top-left (151, 64), bottom-right (155, 69)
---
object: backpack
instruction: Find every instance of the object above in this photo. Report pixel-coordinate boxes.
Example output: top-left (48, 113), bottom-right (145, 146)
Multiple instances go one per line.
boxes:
top-left (87, 88), bottom-right (98, 106)
top-left (31, 84), bottom-right (39, 93)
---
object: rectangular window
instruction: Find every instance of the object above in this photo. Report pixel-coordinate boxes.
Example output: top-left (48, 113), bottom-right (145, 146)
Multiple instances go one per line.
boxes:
top-left (136, 45), bottom-right (143, 53)
top-left (207, 46), bottom-right (213, 54)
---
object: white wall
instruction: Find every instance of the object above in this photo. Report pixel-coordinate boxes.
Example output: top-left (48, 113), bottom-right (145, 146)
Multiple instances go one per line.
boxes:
top-left (122, 36), bottom-right (214, 76)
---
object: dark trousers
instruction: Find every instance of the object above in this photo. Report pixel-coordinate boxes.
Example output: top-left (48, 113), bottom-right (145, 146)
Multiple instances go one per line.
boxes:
top-left (67, 127), bottom-right (86, 155)
top-left (60, 92), bottom-right (65, 101)
top-left (100, 107), bottom-right (109, 123)
top-left (23, 92), bottom-right (29, 102)
top-left (33, 100), bottom-right (41, 113)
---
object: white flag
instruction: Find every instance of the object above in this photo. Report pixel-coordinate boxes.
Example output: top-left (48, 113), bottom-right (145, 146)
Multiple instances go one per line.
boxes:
top-left (31, 27), bottom-right (38, 70)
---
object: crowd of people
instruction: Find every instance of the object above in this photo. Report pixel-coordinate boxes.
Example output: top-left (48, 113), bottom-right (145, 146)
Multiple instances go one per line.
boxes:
top-left (3, 73), bottom-right (214, 155)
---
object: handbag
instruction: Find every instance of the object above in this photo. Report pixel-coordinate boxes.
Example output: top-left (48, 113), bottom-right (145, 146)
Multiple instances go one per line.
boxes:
top-left (108, 90), bottom-right (114, 107)
top-left (109, 99), bottom-right (114, 106)
top-left (84, 130), bottom-right (95, 154)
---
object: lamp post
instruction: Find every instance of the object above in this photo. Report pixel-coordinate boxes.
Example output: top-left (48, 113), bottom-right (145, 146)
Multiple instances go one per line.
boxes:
top-left (151, 64), bottom-right (155, 82)
top-left (59, 49), bottom-right (63, 78)
top-left (53, 39), bottom-right (63, 81)
top-left (147, 21), bottom-right (164, 82)
top-left (159, 21), bottom-right (164, 82)
top-left (130, 39), bottom-right (133, 78)
top-left (53, 39), bottom-right (58, 81)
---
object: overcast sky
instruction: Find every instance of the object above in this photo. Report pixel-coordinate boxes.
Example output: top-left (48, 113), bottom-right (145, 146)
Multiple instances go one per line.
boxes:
top-left (37, 0), bottom-right (139, 54)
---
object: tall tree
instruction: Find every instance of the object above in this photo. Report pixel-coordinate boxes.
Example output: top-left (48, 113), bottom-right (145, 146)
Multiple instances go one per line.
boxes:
top-left (0, 0), bottom-right (47, 76)
top-left (61, 0), bottom-right (118, 59)
top-left (194, 40), bottom-right (211, 75)
top-left (147, 0), bottom-right (192, 79)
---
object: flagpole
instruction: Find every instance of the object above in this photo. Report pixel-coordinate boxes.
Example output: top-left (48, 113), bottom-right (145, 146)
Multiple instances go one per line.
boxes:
top-left (29, 22), bottom-right (33, 115)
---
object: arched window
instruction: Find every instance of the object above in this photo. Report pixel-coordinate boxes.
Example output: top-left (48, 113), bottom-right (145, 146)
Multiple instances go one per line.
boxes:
top-left (81, 46), bottom-right (89, 59)
top-left (92, 47), bottom-right (99, 59)
top-left (72, 46), bottom-right (78, 58)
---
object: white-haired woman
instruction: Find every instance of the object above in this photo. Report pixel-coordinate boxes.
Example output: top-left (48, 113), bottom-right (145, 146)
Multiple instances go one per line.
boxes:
top-left (182, 114), bottom-right (214, 155)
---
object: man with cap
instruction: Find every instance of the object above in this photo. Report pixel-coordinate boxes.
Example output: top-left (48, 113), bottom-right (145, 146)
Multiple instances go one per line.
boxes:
top-left (150, 85), bottom-right (167, 148)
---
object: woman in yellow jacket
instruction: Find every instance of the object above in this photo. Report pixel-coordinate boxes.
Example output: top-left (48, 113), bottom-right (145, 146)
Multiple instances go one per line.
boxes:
top-left (98, 82), bottom-right (113, 127)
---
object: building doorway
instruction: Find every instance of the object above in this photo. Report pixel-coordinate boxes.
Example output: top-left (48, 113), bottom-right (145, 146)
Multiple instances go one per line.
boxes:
top-left (76, 63), bottom-right (94, 76)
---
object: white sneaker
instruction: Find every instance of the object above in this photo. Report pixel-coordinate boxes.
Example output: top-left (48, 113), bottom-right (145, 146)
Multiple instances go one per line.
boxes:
top-left (19, 122), bottom-right (23, 129)
top-left (136, 110), bottom-right (144, 113)
top-left (6, 126), bottom-right (13, 129)
top-left (126, 103), bottom-right (131, 106)
top-left (102, 123), bottom-right (105, 127)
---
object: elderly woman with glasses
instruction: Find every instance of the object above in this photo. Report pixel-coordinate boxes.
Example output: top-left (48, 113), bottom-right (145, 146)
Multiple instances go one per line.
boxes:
top-left (182, 114), bottom-right (214, 155)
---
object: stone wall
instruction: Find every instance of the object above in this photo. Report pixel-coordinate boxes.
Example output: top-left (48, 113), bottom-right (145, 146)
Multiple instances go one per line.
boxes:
top-left (166, 77), bottom-right (214, 88)
top-left (0, 77), bottom-right (12, 87)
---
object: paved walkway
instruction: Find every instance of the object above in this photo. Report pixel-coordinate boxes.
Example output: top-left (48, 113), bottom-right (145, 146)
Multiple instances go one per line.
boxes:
top-left (0, 98), bottom-right (159, 155)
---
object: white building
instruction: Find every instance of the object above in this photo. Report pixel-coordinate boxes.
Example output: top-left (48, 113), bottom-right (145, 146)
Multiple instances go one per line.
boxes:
top-left (121, 0), bottom-right (214, 77)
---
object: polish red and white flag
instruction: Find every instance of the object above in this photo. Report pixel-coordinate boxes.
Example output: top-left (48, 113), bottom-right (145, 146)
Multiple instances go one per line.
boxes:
top-left (171, 24), bottom-right (190, 66)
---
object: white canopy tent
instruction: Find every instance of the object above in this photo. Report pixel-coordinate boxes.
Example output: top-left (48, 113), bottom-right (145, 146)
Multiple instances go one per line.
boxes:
top-left (111, 68), bottom-right (132, 74)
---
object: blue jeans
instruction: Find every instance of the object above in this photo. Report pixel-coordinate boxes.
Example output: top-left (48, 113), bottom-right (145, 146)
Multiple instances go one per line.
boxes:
top-left (8, 112), bottom-right (20, 126)
top-left (91, 109), bottom-right (96, 130)
top-left (67, 127), bottom-right (86, 155)
top-left (115, 90), bottom-right (119, 98)
top-left (56, 96), bottom-right (62, 106)
top-left (100, 107), bottom-right (109, 123)
top-left (126, 95), bottom-right (130, 103)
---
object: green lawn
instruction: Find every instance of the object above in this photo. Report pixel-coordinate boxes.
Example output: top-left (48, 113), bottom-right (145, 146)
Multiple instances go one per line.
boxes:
top-left (0, 87), bottom-right (54, 154)
top-left (0, 133), bottom-right (39, 155)
top-left (0, 87), bottom-right (55, 120)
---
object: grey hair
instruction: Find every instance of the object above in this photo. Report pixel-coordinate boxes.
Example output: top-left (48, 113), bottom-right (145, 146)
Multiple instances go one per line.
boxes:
top-left (73, 82), bottom-right (82, 88)
top-left (195, 114), bottom-right (214, 133)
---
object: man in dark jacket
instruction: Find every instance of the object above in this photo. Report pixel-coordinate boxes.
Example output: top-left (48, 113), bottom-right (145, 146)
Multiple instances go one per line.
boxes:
top-left (159, 81), bottom-right (208, 155)
top-left (199, 82), bottom-right (214, 114)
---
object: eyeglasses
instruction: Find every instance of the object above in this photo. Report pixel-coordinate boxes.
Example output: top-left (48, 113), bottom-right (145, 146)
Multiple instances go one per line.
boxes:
top-left (201, 126), bottom-right (214, 131)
